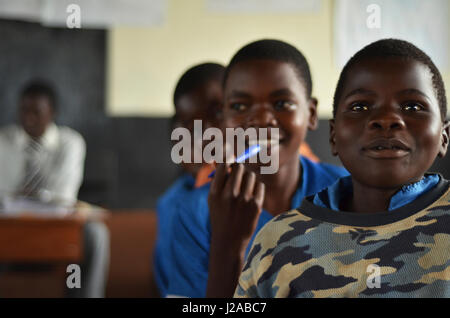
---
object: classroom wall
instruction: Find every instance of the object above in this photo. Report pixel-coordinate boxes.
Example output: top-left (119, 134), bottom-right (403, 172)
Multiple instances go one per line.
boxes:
top-left (107, 0), bottom-right (450, 118)
top-left (107, 0), bottom-right (339, 118)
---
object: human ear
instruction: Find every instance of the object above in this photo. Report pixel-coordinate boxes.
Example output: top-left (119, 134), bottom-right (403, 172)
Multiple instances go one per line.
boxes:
top-left (307, 97), bottom-right (318, 131)
top-left (438, 120), bottom-right (450, 158)
top-left (329, 119), bottom-right (338, 156)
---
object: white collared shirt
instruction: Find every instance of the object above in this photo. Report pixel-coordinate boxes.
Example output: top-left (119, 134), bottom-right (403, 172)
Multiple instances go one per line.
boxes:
top-left (0, 123), bottom-right (86, 204)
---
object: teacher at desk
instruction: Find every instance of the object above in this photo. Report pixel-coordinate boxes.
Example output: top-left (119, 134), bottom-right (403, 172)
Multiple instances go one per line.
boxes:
top-left (0, 80), bottom-right (109, 298)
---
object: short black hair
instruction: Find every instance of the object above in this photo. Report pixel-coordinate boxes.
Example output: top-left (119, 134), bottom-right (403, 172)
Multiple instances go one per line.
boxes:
top-left (173, 62), bottom-right (225, 107)
top-left (20, 79), bottom-right (57, 112)
top-left (333, 39), bottom-right (447, 121)
top-left (224, 39), bottom-right (313, 98)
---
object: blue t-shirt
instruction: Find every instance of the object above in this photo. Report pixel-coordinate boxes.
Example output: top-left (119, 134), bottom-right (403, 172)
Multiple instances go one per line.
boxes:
top-left (154, 173), bottom-right (195, 296)
top-left (163, 157), bottom-right (349, 297)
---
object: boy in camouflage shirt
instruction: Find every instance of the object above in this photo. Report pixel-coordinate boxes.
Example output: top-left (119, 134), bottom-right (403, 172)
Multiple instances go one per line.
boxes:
top-left (235, 39), bottom-right (450, 298)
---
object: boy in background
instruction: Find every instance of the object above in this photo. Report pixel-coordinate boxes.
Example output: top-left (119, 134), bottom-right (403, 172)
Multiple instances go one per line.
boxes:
top-left (154, 63), bottom-right (225, 297)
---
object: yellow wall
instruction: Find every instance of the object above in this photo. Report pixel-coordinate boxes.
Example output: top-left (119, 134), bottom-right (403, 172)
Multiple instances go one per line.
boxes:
top-left (107, 0), bottom-right (450, 118)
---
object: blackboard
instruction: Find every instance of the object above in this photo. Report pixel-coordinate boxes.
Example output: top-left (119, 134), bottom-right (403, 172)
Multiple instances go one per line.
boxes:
top-left (0, 19), bottom-right (107, 131)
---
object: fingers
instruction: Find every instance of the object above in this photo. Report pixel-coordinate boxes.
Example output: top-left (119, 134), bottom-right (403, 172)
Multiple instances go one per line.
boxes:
top-left (210, 162), bottom-right (230, 195)
top-left (210, 163), bottom-right (265, 214)
top-left (241, 171), bottom-right (256, 201)
top-left (226, 163), bottom-right (244, 197)
top-left (254, 182), bottom-right (265, 210)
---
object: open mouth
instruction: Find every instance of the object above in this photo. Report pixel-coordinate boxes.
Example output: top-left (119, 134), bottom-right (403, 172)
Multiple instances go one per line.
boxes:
top-left (370, 145), bottom-right (407, 151)
top-left (363, 138), bottom-right (410, 159)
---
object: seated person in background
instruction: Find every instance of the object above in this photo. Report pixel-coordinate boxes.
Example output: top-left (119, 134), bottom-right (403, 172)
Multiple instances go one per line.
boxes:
top-left (164, 39), bottom-right (349, 298)
top-left (0, 81), bottom-right (85, 204)
top-left (235, 39), bottom-right (450, 298)
top-left (0, 80), bottom-right (109, 298)
top-left (154, 63), bottom-right (226, 297)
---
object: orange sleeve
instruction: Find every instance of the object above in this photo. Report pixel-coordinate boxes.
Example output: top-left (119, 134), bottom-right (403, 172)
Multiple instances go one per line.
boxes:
top-left (299, 142), bottom-right (320, 163)
top-left (194, 163), bottom-right (215, 188)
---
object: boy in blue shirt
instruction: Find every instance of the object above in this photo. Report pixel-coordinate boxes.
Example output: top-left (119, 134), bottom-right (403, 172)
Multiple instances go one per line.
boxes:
top-left (235, 39), bottom-right (450, 298)
top-left (154, 63), bottom-right (225, 296)
top-left (163, 39), bottom-right (348, 298)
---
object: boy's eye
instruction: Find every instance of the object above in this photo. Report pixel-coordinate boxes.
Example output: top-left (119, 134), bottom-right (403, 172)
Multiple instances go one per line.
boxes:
top-left (230, 103), bottom-right (247, 112)
top-left (402, 102), bottom-right (424, 112)
top-left (274, 100), bottom-right (297, 111)
top-left (350, 103), bottom-right (369, 112)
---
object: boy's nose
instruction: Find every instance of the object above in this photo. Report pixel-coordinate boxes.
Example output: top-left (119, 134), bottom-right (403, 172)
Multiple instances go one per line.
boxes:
top-left (368, 106), bottom-right (406, 131)
top-left (247, 103), bottom-right (278, 128)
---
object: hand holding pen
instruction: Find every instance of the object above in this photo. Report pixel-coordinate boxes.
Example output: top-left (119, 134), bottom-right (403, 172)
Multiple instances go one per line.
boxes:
top-left (208, 144), bottom-right (261, 178)
top-left (206, 154), bottom-right (266, 297)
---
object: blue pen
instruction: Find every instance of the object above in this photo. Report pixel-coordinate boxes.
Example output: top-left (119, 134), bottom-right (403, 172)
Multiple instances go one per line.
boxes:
top-left (208, 144), bottom-right (261, 178)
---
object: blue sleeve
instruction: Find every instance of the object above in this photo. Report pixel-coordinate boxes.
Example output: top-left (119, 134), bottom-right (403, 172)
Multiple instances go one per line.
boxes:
top-left (153, 196), bottom-right (182, 297)
top-left (165, 193), bottom-right (211, 298)
top-left (153, 198), bottom-right (166, 296)
top-left (153, 174), bottom-right (196, 296)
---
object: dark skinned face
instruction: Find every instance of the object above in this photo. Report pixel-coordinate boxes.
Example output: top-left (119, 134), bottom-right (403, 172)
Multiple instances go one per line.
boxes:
top-left (330, 58), bottom-right (449, 190)
top-left (223, 59), bottom-right (317, 172)
top-left (19, 95), bottom-right (55, 139)
top-left (174, 79), bottom-right (223, 176)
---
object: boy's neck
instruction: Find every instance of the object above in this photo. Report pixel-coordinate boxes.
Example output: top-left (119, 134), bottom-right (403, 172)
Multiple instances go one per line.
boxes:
top-left (257, 155), bottom-right (301, 216)
top-left (346, 178), bottom-right (402, 213)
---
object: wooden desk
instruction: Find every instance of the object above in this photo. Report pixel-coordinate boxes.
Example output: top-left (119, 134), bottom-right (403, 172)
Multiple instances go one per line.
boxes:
top-left (0, 208), bottom-right (156, 297)
top-left (105, 210), bottom-right (158, 297)
top-left (0, 202), bottom-right (108, 297)
top-left (0, 202), bottom-right (107, 263)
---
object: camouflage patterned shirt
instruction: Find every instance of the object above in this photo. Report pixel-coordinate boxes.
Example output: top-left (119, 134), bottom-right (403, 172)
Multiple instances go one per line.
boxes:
top-left (235, 179), bottom-right (450, 298)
